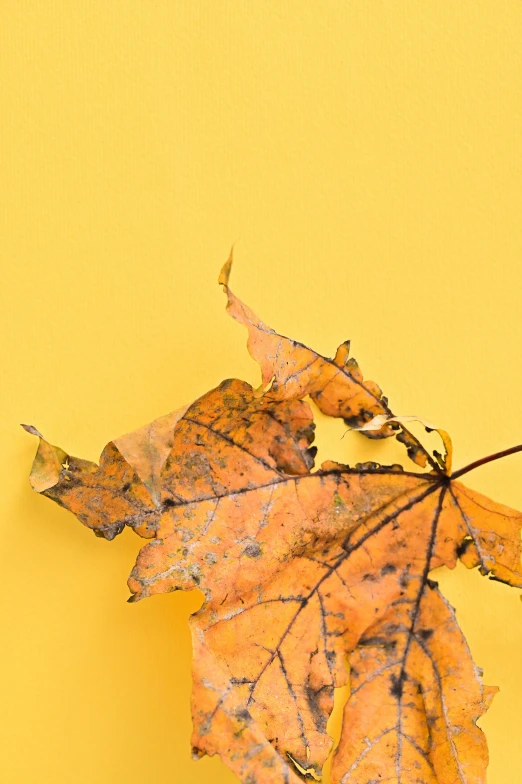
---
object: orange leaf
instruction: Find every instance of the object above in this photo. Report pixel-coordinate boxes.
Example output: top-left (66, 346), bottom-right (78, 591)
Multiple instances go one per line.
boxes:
top-left (24, 271), bottom-right (522, 784)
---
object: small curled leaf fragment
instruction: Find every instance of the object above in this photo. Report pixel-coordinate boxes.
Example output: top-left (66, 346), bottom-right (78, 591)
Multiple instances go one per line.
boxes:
top-left (348, 414), bottom-right (453, 475)
top-left (218, 246), bottom-right (234, 287)
top-left (22, 425), bottom-right (68, 493)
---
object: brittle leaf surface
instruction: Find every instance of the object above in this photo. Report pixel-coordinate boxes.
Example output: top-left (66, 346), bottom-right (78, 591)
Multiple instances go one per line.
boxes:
top-left (26, 278), bottom-right (522, 784)
top-left (220, 252), bottom-right (446, 475)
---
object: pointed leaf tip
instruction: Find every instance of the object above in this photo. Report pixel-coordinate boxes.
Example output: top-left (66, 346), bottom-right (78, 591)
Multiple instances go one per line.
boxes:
top-left (21, 423), bottom-right (44, 439)
top-left (218, 246), bottom-right (234, 287)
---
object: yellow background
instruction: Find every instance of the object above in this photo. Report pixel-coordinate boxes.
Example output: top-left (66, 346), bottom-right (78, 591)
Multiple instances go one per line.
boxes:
top-left (2, 2), bottom-right (522, 782)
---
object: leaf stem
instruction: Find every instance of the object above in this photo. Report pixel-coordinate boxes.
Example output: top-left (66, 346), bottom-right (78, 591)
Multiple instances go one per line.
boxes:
top-left (451, 443), bottom-right (522, 481)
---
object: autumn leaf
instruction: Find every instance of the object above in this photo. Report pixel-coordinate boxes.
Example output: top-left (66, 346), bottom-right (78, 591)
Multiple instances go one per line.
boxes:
top-left (24, 265), bottom-right (522, 784)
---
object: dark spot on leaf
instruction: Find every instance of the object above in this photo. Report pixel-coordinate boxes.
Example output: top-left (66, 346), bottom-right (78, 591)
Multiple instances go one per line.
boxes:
top-left (390, 672), bottom-right (407, 699)
top-left (235, 708), bottom-right (252, 724)
top-left (381, 563), bottom-right (397, 575)
top-left (359, 635), bottom-right (387, 647)
top-left (399, 571), bottom-right (410, 588)
top-left (456, 538), bottom-right (473, 558)
top-left (243, 543), bottom-right (262, 558)
top-left (308, 446), bottom-right (318, 460)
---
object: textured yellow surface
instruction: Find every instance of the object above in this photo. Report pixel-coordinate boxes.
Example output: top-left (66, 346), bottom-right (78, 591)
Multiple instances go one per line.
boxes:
top-left (1, 3), bottom-right (522, 782)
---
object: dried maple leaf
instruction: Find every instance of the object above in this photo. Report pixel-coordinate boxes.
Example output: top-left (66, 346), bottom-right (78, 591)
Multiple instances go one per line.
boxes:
top-left (24, 261), bottom-right (522, 784)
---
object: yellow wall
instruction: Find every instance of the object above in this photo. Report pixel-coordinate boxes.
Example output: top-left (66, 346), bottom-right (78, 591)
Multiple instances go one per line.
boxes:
top-left (2, 2), bottom-right (522, 782)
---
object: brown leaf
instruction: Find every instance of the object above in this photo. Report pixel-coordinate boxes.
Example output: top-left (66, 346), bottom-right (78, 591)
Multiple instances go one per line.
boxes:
top-left (25, 275), bottom-right (522, 784)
